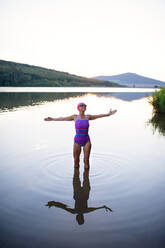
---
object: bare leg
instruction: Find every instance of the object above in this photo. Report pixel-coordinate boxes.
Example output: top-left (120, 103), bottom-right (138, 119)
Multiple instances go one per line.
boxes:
top-left (83, 141), bottom-right (91, 169)
top-left (74, 167), bottom-right (80, 177)
top-left (83, 168), bottom-right (90, 177)
top-left (73, 142), bottom-right (81, 168)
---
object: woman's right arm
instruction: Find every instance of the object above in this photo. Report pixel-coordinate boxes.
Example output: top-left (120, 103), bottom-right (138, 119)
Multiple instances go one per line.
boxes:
top-left (44, 115), bottom-right (76, 121)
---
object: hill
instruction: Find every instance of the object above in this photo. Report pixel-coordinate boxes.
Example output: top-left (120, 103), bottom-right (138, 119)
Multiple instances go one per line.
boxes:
top-left (0, 60), bottom-right (122, 87)
top-left (93, 72), bottom-right (165, 88)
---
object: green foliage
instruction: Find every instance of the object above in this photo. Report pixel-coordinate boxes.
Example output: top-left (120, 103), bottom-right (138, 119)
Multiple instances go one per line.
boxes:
top-left (149, 87), bottom-right (165, 113)
top-left (148, 113), bottom-right (165, 136)
top-left (0, 60), bottom-right (122, 87)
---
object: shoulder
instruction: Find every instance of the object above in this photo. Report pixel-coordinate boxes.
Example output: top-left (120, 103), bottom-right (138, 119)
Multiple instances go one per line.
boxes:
top-left (85, 114), bottom-right (91, 120)
top-left (86, 114), bottom-right (97, 120)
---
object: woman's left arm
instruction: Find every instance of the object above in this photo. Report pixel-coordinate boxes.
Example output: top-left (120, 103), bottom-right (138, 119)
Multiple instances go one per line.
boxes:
top-left (88, 109), bottom-right (117, 120)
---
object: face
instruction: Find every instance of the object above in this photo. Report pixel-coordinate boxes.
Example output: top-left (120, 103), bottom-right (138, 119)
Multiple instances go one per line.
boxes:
top-left (79, 104), bottom-right (86, 111)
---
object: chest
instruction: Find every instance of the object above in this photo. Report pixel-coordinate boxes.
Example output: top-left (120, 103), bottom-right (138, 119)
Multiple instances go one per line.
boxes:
top-left (75, 119), bottom-right (89, 129)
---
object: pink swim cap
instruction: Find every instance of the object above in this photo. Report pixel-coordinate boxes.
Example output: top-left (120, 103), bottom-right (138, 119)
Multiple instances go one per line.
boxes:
top-left (77, 102), bottom-right (86, 110)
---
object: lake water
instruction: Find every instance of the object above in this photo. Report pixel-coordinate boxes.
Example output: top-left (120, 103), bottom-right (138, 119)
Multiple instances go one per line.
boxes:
top-left (0, 88), bottom-right (165, 248)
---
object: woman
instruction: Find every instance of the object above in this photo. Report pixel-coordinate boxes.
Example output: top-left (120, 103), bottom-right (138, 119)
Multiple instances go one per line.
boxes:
top-left (44, 102), bottom-right (117, 169)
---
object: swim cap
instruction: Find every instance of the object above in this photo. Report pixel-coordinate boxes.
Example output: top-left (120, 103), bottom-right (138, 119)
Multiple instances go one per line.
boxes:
top-left (77, 102), bottom-right (86, 110)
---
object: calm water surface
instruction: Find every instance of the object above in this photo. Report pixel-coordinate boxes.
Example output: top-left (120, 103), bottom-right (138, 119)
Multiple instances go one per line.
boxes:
top-left (0, 89), bottom-right (165, 248)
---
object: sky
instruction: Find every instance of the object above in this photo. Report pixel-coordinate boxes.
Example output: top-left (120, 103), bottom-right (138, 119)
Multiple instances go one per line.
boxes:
top-left (0, 0), bottom-right (165, 81)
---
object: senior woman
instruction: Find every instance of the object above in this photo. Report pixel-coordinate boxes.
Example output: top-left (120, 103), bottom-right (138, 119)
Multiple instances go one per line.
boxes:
top-left (44, 102), bottom-right (117, 169)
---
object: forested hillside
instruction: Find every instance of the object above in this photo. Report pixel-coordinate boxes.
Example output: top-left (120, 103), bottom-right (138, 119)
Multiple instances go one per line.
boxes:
top-left (0, 60), bottom-right (121, 87)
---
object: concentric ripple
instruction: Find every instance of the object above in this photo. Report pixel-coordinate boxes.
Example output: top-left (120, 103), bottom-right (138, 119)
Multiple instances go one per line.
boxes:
top-left (28, 151), bottom-right (134, 202)
top-left (1, 148), bottom-right (164, 248)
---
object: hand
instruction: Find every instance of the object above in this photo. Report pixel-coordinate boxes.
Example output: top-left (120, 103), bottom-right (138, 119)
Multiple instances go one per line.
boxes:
top-left (109, 109), bottom-right (117, 116)
top-left (104, 205), bottom-right (113, 212)
top-left (44, 117), bottom-right (53, 121)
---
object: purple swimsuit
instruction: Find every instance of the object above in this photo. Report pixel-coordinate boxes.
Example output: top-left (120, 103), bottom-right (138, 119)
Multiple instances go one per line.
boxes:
top-left (74, 115), bottom-right (90, 147)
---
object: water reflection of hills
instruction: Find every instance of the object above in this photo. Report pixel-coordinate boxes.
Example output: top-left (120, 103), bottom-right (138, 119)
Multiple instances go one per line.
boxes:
top-left (0, 92), bottom-right (83, 111)
top-left (98, 92), bottom-right (152, 101)
top-left (0, 92), bottom-right (152, 112)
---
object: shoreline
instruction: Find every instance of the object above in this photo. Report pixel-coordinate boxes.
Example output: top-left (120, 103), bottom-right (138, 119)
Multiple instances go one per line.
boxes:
top-left (0, 87), bottom-right (159, 93)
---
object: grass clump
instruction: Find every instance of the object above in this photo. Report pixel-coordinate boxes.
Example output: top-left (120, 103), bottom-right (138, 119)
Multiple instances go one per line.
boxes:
top-left (149, 87), bottom-right (165, 113)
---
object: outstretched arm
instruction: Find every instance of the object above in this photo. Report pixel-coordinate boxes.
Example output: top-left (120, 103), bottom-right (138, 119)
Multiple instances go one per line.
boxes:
top-left (45, 201), bottom-right (76, 214)
top-left (84, 205), bottom-right (113, 214)
top-left (44, 115), bottom-right (76, 121)
top-left (88, 109), bottom-right (117, 120)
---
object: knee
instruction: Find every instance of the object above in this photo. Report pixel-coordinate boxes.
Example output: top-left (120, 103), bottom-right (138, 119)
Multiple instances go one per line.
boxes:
top-left (84, 158), bottom-right (89, 164)
top-left (74, 157), bottom-right (79, 164)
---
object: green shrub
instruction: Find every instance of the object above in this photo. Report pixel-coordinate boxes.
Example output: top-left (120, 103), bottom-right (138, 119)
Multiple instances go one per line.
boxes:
top-left (150, 87), bottom-right (165, 113)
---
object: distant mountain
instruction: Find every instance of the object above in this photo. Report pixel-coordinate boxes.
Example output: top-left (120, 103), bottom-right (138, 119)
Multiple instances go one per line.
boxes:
top-left (0, 60), bottom-right (122, 87)
top-left (93, 72), bottom-right (165, 88)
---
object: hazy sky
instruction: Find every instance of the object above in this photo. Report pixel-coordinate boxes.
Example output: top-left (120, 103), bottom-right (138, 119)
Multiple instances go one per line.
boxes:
top-left (0, 0), bottom-right (165, 81)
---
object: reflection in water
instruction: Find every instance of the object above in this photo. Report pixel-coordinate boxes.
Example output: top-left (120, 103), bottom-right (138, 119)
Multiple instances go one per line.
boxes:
top-left (148, 113), bottom-right (165, 136)
top-left (0, 91), bottom-right (153, 112)
top-left (0, 92), bottom-right (83, 112)
top-left (97, 92), bottom-right (152, 101)
top-left (46, 168), bottom-right (112, 225)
